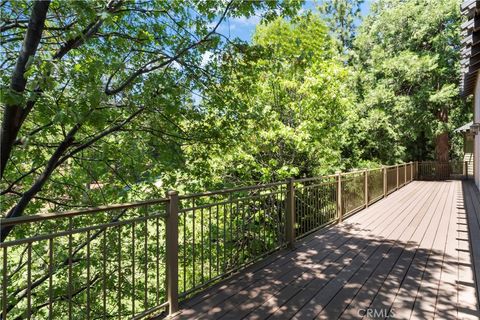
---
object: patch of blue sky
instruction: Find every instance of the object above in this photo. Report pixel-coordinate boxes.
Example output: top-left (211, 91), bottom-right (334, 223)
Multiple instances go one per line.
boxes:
top-left (215, 0), bottom-right (372, 43)
top-left (194, 0), bottom-right (372, 106)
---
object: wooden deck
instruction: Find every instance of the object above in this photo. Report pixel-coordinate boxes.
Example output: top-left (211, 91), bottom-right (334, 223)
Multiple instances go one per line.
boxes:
top-left (173, 180), bottom-right (480, 319)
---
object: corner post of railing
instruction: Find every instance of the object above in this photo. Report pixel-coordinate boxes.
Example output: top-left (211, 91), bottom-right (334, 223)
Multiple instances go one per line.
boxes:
top-left (383, 166), bottom-right (387, 197)
top-left (286, 178), bottom-right (296, 248)
top-left (336, 171), bottom-right (343, 223)
top-left (166, 190), bottom-right (179, 315)
top-left (465, 161), bottom-right (469, 180)
top-left (415, 161), bottom-right (419, 180)
top-left (396, 164), bottom-right (399, 190)
top-left (364, 169), bottom-right (369, 208)
top-left (410, 161), bottom-right (413, 182)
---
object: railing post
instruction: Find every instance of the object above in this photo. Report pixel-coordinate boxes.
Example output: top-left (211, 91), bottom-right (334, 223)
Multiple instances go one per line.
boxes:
top-left (364, 169), bottom-right (369, 208)
top-left (415, 161), bottom-right (419, 180)
top-left (465, 161), bottom-right (469, 180)
top-left (286, 178), bottom-right (295, 248)
top-left (166, 190), bottom-right (179, 315)
top-left (383, 166), bottom-right (387, 197)
top-left (404, 164), bottom-right (407, 186)
top-left (410, 162), bottom-right (413, 182)
top-left (336, 171), bottom-right (343, 223)
top-left (396, 164), bottom-right (399, 190)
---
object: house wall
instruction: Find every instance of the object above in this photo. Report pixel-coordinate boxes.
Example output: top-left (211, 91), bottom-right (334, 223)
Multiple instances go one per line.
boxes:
top-left (475, 73), bottom-right (480, 189)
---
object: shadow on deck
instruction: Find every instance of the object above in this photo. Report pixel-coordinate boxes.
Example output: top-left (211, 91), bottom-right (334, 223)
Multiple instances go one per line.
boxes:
top-left (171, 180), bottom-right (480, 320)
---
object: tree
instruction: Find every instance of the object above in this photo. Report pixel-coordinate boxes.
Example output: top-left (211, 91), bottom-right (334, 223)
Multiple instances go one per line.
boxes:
top-left (0, 0), bottom-right (301, 241)
top-left (351, 0), bottom-right (471, 163)
top-left (181, 14), bottom-right (354, 190)
top-left (319, 0), bottom-right (364, 54)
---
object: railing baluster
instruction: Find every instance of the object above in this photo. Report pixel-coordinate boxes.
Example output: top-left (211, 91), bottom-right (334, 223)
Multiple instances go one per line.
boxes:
top-left (229, 196), bottom-right (233, 268)
top-left (216, 204), bottom-right (220, 274)
top-left (241, 201), bottom-right (246, 262)
top-left (316, 185), bottom-right (319, 226)
top-left (235, 200), bottom-right (240, 265)
top-left (192, 200), bottom-right (196, 289)
top-left (208, 206), bottom-right (212, 280)
top-left (2, 247), bottom-right (7, 320)
top-left (27, 243), bottom-right (32, 319)
top-left (68, 217), bottom-right (73, 320)
top-left (155, 215), bottom-right (160, 305)
top-left (143, 209), bottom-right (148, 311)
top-left (166, 190), bottom-right (179, 315)
top-left (308, 187), bottom-right (315, 231)
top-left (48, 238), bottom-right (53, 319)
top-left (183, 207), bottom-right (186, 295)
top-left (86, 230), bottom-right (91, 320)
top-left (286, 178), bottom-right (295, 248)
top-left (200, 207), bottom-right (204, 283)
top-left (131, 221), bottom-right (136, 315)
top-left (223, 201), bottom-right (227, 273)
top-left (117, 224), bottom-right (122, 320)
top-left (102, 231), bottom-right (107, 319)
top-left (253, 198), bottom-right (257, 256)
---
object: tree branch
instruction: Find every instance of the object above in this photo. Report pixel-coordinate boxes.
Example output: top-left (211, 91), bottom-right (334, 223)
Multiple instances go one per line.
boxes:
top-left (1, 122), bottom-right (82, 241)
top-left (0, 0), bottom-right (51, 179)
top-left (104, 0), bottom-right (234, 95)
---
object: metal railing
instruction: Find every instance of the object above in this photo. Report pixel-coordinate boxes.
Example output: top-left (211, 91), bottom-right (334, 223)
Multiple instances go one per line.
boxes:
top-left (417, 160), bottom-right (473, 180)
top-left (0, 200), bottom-right (170, 320)
top-left (0, 162), bottom-right (419, 319)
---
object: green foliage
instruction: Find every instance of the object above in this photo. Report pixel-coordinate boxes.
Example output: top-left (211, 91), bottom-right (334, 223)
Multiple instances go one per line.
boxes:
top-left (0, 0), bottom-right (303, 214)
top-left (319, 0), bottom-right (364, 53)
top-left (0, 1), bottom-right (473, 318)
top-left (350, 0), bottom-right (471, 162)
top-left (178, 14), bottom-right (354, 190)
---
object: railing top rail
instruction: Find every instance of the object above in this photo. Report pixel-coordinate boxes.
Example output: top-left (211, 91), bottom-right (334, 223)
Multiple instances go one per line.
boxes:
top-left (340, 169), bottom-right (368, 176)
top-left (293, 174), bottom-right (337, 183)
top-left (0, 197), bottom-right (169, 227)
top-left (178, 180), bottom-right (287, 200)
top-left (0, 211), bottom-right (168, 247)
top-left (383, 163), bottom-right (411, 169)
top-left (418, 160), bottom-right (465, 163)
top-left (1, 162), bottom-right (416, 227)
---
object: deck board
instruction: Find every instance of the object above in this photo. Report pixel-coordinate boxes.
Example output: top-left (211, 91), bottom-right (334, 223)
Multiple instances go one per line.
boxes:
top-left (172, 181), bottom-right (480, 320)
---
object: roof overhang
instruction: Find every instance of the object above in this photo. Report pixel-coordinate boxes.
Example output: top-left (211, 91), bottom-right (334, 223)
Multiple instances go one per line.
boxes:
top-left (460, 1), bottom-right (480, 97)
top-left (455, 121), bottom-right (474, 133)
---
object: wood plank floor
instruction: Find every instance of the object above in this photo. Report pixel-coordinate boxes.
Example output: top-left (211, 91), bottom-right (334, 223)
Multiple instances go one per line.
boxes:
top-left (173, 181), bottom-right (480, 320)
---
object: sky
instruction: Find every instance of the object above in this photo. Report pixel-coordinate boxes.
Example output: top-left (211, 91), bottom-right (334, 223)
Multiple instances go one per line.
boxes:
top-left (216, 0), bottom-right (372, 42)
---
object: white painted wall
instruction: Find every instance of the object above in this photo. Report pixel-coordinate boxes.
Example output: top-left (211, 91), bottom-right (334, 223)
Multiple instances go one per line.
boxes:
top-left (474, 73), bottom-right (480, 189)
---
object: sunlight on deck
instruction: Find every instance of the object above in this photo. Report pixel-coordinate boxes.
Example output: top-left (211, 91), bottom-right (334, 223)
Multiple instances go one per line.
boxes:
top-left (172, 180), bottom-right (480, 320)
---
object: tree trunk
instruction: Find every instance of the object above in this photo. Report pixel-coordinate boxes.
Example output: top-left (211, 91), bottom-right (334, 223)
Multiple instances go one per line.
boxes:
top-left (435, 132), bottom-right (449, 162)
top-left (0, 0), bottom-right (50, 178)
top-left (435, 108), bottom-right (449, 179)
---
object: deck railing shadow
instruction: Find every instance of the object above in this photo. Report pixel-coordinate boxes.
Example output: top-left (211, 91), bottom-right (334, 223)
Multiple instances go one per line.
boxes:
top-left (176, 218), bottom-right (467, 319)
